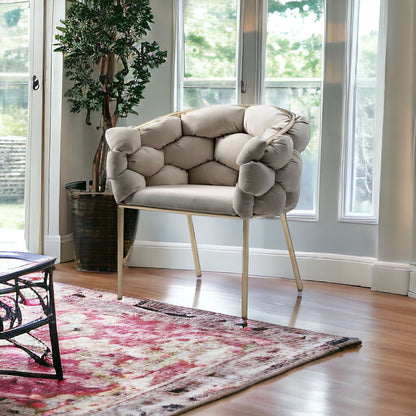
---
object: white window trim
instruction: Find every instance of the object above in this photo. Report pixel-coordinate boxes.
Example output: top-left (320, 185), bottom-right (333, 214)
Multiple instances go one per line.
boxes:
top-left (173, 0), bottom-right (184, 112)
top-left (174, 0), bottom-right (385, 225)
top-left (25, 0), bottom-right (44, 252)
top-left (174, 0), bottom-right (244, 110)
top-left (340, 0), bottom-right (386, 224)
top-left (174, 0), bottom-right (322, 221)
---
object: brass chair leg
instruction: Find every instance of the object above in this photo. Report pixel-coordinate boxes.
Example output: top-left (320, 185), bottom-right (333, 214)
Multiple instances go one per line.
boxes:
top-left (280, 212), bottom-right (303, 295)
top-left (187, 214), bottom-right (202, 277)
top-left (117, 206), bottom-right (125, 299)
top-left (242, 218), bottom-right (249, 321)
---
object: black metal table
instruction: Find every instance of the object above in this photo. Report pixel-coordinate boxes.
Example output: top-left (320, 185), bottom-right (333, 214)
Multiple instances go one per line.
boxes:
top-left (0, 251), bottom-right (63, 379)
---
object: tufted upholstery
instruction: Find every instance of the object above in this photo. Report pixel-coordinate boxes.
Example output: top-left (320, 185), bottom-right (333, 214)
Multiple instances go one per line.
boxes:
top-left (106, 104), bottom-right (310, 219)
top-left (106, 104), bottom-right (310, 320)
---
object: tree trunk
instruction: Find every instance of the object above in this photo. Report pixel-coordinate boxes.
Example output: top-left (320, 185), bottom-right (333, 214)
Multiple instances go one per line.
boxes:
top-left (91, 54), bottom-right (119, 192)
top-left (92, 132), bottom-right (108, 192)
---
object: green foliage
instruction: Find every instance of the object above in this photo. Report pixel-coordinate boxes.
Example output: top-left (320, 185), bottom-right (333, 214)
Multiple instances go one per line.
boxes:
top-left (4, 8), bottom-right (22, 28)
top-left (184, 0), bottom-right (237, 79)
top-left (183, 0), bottom-right (324, 81)
top-left (0, 47), bottom-right (28, 72)
top-left (266, 1), bottom-right (323, 79)
top-left (0, 4), bottom-right (29, 72)
top-left (0, 204), bottom-right (24, 229)
top-left (54, 0), bottom-right (167, 128)
top-left (268, 0), bottom-right (323, 19)
top-left (357, 32), bottom-right (378, 78)
top-left (265, 34), bottom-right (322, 78)
top-left (0, 105), bottom-right (28, 136)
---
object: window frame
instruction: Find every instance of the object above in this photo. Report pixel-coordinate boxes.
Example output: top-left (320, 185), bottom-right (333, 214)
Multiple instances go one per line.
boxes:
top-left (174, 0), bottom-right (242, 111)
top-left (174, 0), bottom-right (385, 225)
top-left (263, 1), bottom-right (324, 220)
top-left (340, 0), bottom-right (386, 224)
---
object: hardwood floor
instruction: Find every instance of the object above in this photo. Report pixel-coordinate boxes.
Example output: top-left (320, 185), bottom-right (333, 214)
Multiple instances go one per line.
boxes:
top-left (54, 262), bottom-right (416, 416)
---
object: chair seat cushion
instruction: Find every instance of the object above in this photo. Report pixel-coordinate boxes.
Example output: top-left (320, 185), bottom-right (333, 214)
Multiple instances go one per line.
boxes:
top-left (124, 185), bottom-right (237, 216)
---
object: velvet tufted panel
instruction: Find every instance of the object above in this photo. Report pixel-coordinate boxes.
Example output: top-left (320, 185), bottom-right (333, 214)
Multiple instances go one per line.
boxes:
top-left (106, 105), bottom-right (310, 219)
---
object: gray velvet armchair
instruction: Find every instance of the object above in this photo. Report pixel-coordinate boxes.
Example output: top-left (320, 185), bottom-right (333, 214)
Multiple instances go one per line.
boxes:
top-left (106, 104), bottom-right (310, 320)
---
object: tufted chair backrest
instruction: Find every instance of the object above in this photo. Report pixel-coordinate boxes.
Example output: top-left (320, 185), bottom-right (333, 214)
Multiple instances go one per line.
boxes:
top-left (129, 105), bottom-right (308, 186)
top-left (106, 104), bottom-right (310, 218)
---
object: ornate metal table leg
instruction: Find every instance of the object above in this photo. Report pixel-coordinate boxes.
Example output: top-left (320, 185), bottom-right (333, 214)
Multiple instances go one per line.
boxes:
top-left (0, 252), bottom-right (63, 379)
top-left (46, 268), bottom-right (63, 380)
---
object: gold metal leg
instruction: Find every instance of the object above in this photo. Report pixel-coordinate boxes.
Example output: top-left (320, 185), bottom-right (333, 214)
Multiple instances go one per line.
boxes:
top-left (117, 206), bottom-right (124, 299)
top-left (187, 214), bottom-right (202, 277)
top-left (242, 218), bottom-right (249, 321)
top-left (280, 212), bottom-right (303, 294)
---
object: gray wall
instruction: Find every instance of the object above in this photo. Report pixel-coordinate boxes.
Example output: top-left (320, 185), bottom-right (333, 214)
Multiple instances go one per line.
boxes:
top-left (54, 0), bottom-right (416, 277)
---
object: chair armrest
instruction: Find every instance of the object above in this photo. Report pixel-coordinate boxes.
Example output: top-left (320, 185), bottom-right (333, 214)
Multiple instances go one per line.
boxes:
top-left (106, 127), bottom-right (146, 204)
top-left (233, 134), bottom-right (303, 219)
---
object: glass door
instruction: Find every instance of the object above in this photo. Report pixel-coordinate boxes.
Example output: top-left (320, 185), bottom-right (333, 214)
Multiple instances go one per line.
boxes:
top-left (0, 0), bottom-right (43, 252)
top-left (0, 0), bottom-right (30, 250)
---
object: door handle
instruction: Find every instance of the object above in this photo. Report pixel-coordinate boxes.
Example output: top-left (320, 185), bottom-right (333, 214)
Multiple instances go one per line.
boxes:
top-left (32, 75), bottom-right (40, 90)
top-left (240, 80), bottom-right (247, 94)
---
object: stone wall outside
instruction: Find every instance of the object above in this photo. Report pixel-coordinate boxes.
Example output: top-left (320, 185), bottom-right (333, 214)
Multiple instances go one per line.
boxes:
top-left (0, 136), bottom-right (26, 203)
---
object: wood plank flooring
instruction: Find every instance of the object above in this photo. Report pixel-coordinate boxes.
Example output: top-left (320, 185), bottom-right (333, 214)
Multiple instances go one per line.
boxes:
top-left (54, 263), bottom-right (416, 416)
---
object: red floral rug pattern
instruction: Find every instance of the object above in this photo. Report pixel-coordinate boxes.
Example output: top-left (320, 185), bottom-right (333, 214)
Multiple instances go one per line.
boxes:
top-left (0, 283), bottom-right (361, 415)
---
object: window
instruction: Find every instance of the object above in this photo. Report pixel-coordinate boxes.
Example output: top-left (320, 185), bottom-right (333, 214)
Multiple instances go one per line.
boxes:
top-left (177, 0), bottom-right (239, 109)
top-left (342, 0), bottom-right (384, 221)
top-left (176, 0), bottom-right (323, 217)
top-left (176, 0), bottom-right (384, 223)
top-left (264, 0), bottom-right (324, 214)
top-left (0, 1), bottom-right (29, 247)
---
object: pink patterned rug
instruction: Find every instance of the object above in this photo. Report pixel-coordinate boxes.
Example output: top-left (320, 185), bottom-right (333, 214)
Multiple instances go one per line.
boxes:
top-left (0, 283), bottom-right (361, 415)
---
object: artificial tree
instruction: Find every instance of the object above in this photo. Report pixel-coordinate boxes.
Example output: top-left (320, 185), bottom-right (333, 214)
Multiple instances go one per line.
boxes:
top-left (55, 0), bottom-right (167, 192)
top-left (54, 0), bottom-right (166, 272)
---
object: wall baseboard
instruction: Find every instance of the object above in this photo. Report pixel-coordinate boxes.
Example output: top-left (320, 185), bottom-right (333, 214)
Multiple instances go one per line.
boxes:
top-left (371, 261), bottom-right (411, 296)
top-left (48, 237), bottom-right (412, 297)
top-left (408, 267), bottom-right (416, 298)
top-left (127, 240), bottom-right (410, 295)
top-left (44, 233), bottom-right (73, 263)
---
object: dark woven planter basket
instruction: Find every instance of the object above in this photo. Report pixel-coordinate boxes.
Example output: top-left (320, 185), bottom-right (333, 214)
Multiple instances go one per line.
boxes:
top-left (66, 182), bottom-right (138, 272)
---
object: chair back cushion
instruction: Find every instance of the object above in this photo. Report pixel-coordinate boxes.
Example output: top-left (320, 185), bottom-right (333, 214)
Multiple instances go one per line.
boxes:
top-left (106, 104), bottom-right (310, 218)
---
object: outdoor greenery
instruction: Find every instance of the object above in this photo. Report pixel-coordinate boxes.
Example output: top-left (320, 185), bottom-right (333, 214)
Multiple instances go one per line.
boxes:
top-left (266, 1), bottom-right (323, 79)
top-left (0, 0), bottom-right (380, 218)
top-left (55, 0), bottom-right (167, 191)
top-left (184, 0), bottom-right (237, 80)
top-left (183, 0), bottom-right (325, 80)
top-left (346, 0), bottom-right (380, 214)
top-left (0, 105), bottom-right (28, 136)
top-left (265, 1), bottom-right (324, 210)
top-left (268, 0), bottom-right (323, 17)
top-left (0, 3), bottom-right (28, 73)
top-left (0, 2), bottom-right (29, 137)
top-left (182, 0), bottom-right (379, 213)
top-left (182, 0), bottom-right (325, 210)
top-left (0, 3), bottom-right (28, 232)
top-left (0, 204), bottom-right (24, 229)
